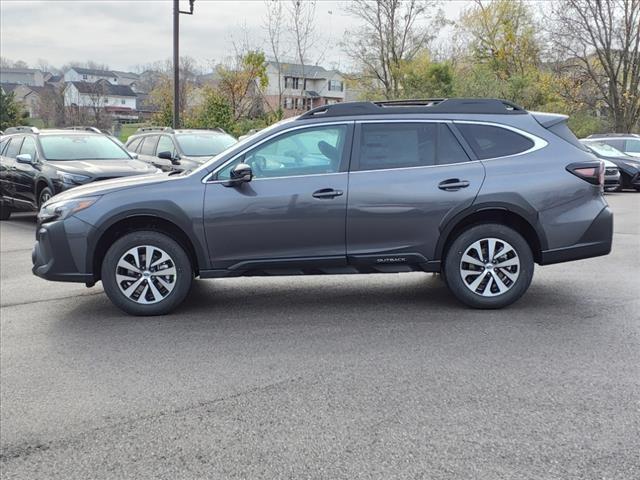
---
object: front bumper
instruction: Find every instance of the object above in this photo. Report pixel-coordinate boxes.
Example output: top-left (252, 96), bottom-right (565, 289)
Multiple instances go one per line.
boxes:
top-left (539, 206), bottom-right (613, 265)
top-left (32, 217), bottom-right (95, 283)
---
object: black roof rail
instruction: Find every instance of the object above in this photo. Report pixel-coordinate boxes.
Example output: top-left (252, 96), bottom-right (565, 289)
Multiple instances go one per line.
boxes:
top-left (65, 126), bottom-right (103, 133)
top-left (4, 126), bottom-right (39, 134)
top-left (298, 98), bottom-right (527, 120)
top-left (135, 126), bottom-right (174, 134)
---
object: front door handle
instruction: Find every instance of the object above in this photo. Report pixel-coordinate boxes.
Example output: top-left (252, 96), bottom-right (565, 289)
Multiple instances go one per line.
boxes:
top-left (312, 188), bottom-right (344, 199)
top-left (438, 179), bottom-right (470, 191)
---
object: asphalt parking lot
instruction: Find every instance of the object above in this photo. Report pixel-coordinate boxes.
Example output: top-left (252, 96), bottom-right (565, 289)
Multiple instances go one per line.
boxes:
top-left (1, 193), bottom-right (639, 480)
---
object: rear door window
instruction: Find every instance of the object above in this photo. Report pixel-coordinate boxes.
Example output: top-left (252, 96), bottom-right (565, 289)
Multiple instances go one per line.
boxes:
top-left (456, 123), bottom-right (534, 159)
top-left (5, 137), bottom-right (23, 158)
top-left (0, 138), bottom-right (9, 155)
top-left (139, 136), bottom-right (159, 156)
top-left (355, 123), bottom-right (470, 171)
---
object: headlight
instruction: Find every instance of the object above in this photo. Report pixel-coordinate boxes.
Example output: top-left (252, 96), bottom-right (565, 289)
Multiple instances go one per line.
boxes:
top-left (59, 171), bottom-right (91, 185)
top-left (38, 196), bottom-right (99, 223)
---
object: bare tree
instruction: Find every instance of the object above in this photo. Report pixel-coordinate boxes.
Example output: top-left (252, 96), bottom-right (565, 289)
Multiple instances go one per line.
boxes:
top-left (343, 0), bottom-right (442, 99)
top-left (264, 0), bottom-right (284, 114)
top-left (36, 85), bottom-right (66, 127)
top-left (548, 0), bottom-right (640, 131)
top-left (286, 0), bottom-right (318, 112)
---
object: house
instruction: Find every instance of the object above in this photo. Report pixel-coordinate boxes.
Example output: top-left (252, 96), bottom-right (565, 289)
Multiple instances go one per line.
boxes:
top-left (63, 80), bottom-right (138, 120)
top-left (112, 71), bottom-right (140, 91)
top-left (11, 84), bottom-right (55, 117)
top-left (263, 61), bottom-right (346, 117)
top-left (0, 67), bottom-right (45, 87)
top-left (64, 67), bottom-right (120, 85)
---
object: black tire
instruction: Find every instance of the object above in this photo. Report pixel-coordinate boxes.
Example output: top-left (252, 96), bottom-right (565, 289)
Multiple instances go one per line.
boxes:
top-left (444, 224), bottom-right (534, 309)
top-left (38, 187), bottom-right (53, 208)
top-left (0, 201), bottom-right (11, 220)
top-left (101, 231), bottom-right (193, 316)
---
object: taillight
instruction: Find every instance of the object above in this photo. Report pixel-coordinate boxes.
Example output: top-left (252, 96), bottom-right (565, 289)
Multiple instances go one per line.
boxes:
top-left (566, 161), bottom-right (604, 187)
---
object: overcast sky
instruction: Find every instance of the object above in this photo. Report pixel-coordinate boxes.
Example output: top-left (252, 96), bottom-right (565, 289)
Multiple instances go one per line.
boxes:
top-left (1, 0), bottom-right (470, 72)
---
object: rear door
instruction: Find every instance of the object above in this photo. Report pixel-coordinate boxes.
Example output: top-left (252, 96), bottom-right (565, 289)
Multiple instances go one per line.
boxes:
top-left (346, 121), bottom-right (484, 267)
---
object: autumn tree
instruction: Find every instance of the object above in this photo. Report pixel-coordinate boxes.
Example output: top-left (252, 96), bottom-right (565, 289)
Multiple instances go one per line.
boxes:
top-left (216, 50), bottom-right (269, 121)
top-left (548, 0), bottom-right (640, 132)
top-left (343, 0), bottom-right (442, 99)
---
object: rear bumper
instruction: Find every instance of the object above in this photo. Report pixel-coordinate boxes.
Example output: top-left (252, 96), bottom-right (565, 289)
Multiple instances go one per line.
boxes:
top-left (539, 206), bottom-right (613, 265)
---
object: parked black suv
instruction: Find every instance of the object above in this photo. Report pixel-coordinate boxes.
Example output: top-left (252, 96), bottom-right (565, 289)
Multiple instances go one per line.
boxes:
top-left (125, 127), bottom-right (237, 172)
top-left (0, 126), bottom-right (159, 219)
top-left (32, 99), bottom-right (613, 315)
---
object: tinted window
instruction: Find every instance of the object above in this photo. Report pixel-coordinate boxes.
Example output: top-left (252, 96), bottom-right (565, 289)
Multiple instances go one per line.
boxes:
top-left (437, 124), bottom-right (470, 165)
top-left (40, 135), bottom-right (130, 160)
top-left (176, 133), bottom-right (237, 157)
top-left (5, 137), bottom-right (23, 158)
top-left (156, 136), bottom-right (177, 157)
top-left (0, 138), bottom-right (9, 155)
top-left (457, 124), bottom-right (534, 159)
top-left (358, 123), bottom-right (437, 170)
top-left (625, 139), bottom-right (640, 153)
top-left (602, 139), bottom-right (625, 150)
top-left (19, 137), bottom-right (38, 158)
top-left (139, 136), bottom-right (159, 156)
top-left (218, 125), bottom-right (347, 180)
top-left (127, 137), bottom-right (143, 152)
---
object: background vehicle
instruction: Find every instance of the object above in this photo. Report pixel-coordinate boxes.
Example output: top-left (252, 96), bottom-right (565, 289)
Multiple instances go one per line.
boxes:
top-left (0, 126), bottom-right (159, 220)
top-left (125, 127), bottom-right (237, 173)
top-left (586, 133), bottom-right (640, 158)
top-left (32, 99), bottom-right (612, 315)
top-left (581, 139), bottom-right (640, 191)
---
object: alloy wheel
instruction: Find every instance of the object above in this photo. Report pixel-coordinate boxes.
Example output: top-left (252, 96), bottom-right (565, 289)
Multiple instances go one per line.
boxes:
top-left (459, 238), bottom-right (520, 297)
top-left (115, 245), bottom-right (177, 304)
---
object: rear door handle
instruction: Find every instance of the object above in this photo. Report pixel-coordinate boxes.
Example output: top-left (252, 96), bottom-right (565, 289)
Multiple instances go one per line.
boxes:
top-left (312, 188), bottom-right (344, 199)
top-left (438, 179), bottom-right (470, 191)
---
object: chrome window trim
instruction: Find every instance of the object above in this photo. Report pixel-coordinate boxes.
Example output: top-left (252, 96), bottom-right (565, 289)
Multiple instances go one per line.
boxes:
top-left (201, 121), bottom-right (353, 183)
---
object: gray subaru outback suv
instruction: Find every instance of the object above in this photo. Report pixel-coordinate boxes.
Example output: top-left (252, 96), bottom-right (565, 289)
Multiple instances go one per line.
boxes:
top-left (31, 99), bottom-right (613, 316)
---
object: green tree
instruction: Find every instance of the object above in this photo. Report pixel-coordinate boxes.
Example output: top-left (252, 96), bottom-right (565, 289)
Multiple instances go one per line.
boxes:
top-left (188, 87), bottom-right (233, 132)
top-left (401, 52), bottom-right (453, 98)
top-left (0, 90), bottom-right (28, 130)
top-left (217, 50), bottom-right (268, 121)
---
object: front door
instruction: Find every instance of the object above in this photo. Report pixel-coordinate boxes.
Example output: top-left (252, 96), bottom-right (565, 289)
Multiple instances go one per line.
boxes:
top-left (346, 122), bottom-right (485, 266)
top-left (203, 123), bottom-right (353, 270)
top-left (13, 136), bottom-right (39, 206)
top-left (0, 136), bottom-right (23, 203)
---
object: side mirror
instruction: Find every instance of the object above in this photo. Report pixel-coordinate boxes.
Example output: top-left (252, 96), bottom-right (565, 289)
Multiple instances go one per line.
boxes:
top-left (158, 150), bottom-right (181, 165)
top-left (128, 151), bottom-right (139, 159)
top-left (16, 153), bottom-right (34, 165)
top-left (225, 163), bottom-right (253, 186)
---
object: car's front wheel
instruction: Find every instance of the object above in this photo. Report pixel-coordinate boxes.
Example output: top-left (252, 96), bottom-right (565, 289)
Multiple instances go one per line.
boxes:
top-left (101, 231), bottom-right (193, 316)
top-left (444, 224), bottom-right (534, 309)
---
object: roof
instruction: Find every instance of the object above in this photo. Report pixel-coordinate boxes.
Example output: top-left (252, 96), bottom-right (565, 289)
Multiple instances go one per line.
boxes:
top-left (0, 82), bottom-right (20, 94)
top-left (0, 67), bottom-right (42, 74)
top-left (268, 61), bottom-right (340, 79)
top-left (69, 67), bottom-right (116, 77)
top-left (68, 81), bottom-right (136, 97)
top-left (112, 70), bottom-right (140, 80)
top-left (46, 75), bottom-right (62, 83)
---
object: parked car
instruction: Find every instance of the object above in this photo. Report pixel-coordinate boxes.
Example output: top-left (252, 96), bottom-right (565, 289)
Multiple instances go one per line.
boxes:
top-left (586, 133), bottom-right (640, 158)
top-left (0, 126), bottom-right (160, 220)
top-left (125, 127), bottom-right (237, 173)
top-left (32, 99), bottom-right (612, 316)
top-left (580, 139), bottom-right (640, 191)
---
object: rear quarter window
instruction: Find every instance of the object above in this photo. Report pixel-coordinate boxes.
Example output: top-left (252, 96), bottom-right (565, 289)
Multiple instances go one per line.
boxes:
top-left (457, 123), bottom-right (534, 160)
top-left (127, 137), bottom-right (143, 152)
top-left (4, 137), bottom-right (23, 158)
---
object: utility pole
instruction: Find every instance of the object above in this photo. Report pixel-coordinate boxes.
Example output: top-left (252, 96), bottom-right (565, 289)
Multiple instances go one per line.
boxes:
top-left (173, 0), bottom-right (195, 129)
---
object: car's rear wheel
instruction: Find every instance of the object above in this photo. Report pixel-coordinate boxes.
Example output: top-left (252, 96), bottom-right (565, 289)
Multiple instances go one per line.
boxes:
top-left (444, 224), bottom-right (534, 309)
top-left (101, 231), bottom-right (193, 316)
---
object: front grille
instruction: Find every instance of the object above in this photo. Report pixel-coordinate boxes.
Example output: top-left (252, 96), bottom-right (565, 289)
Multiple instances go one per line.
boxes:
top-left (605, 168), bottom-right (618, 175)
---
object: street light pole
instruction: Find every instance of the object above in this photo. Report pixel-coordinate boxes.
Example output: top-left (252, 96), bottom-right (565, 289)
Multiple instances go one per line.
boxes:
top-left (172, 0), bottom-right (195, 129)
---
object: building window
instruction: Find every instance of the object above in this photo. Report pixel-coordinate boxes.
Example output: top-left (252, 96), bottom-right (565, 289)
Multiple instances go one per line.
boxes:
top-left (328, 79), bottom-right (343, 92)
top-left (82, 74), bottom-right (88, 80)
top-left (283, 97), bottom-right (293, 109)
top-left (121, 99), bottom-right (126, 105)
top-left (104, 98), bottom-right (109, 104)
top-left (285, 76), bottom-right (300, 90)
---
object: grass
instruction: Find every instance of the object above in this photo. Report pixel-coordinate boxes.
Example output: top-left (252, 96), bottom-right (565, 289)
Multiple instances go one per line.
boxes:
top-left (119, 123), bottom-right (147, 142)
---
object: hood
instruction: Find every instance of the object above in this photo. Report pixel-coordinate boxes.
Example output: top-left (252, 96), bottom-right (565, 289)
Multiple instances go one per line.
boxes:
top-left (48, 159), bottom-right (157, 177)
top-left (48, 172), bottom-right (173, 203)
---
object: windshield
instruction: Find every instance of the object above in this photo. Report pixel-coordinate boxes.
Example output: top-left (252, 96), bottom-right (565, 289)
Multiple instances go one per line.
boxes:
top-left (582, 141), bottom-right (630, 158)
top-left (175, 133), bottom-right (237, 157)
top-left (40, 135), bottom-right (131, 161)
